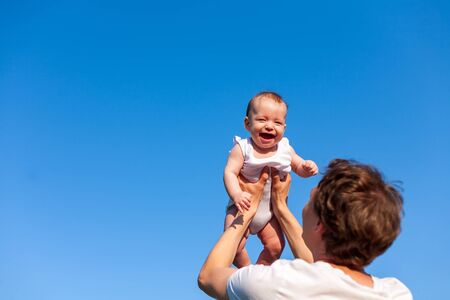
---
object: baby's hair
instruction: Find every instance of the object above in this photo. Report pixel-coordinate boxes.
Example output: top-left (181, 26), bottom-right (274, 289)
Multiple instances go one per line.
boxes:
top-left (246, 91), bottom-right (288, 117)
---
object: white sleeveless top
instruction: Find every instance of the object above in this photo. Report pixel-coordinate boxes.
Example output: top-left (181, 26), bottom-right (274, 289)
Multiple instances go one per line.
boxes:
top-left (228, 136), bottom-right (292, 234)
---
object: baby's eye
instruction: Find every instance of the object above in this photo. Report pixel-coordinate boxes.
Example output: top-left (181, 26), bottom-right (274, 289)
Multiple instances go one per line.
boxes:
top-left (275, 121), bottom-right (285, 126)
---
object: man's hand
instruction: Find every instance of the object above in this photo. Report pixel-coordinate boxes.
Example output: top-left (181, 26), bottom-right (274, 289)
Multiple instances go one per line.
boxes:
top-left (271, 168), bottom-right (292, 210)
top-left (238, 167), bottom-right (269, 217)
top-left (270, 168), bottom-right (313, 262)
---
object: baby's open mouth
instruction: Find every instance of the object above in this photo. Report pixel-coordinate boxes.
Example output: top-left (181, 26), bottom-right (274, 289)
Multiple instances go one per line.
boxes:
top-left (259, 132), bottom-right (276, 139)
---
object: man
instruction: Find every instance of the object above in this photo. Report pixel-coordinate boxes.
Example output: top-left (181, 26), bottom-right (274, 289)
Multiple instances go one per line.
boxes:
top-left (198, 159), bottom-right (412, 299)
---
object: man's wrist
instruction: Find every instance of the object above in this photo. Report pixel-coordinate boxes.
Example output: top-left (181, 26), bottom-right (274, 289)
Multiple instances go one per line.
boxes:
top-left (228, 211), bottom-right (253, 232)
top-left (273, 201), bottom-right (289, 217)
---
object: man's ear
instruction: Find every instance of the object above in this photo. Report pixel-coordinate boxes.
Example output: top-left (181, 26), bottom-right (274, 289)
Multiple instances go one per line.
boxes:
top-left (244, 117), bottom-right (250, 130)
top-left (315, 220), bottom-right (325, 234)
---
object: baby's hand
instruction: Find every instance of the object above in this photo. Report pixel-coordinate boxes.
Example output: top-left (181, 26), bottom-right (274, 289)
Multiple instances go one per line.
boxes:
top-left (302, 160), bottom-right (319, 177)
top-left (233, 191), bottom-right (252, 214)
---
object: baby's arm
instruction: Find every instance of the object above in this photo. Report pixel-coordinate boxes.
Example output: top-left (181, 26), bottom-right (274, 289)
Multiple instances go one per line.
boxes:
top-left (224, 144), bottom-right (252, 213)
top-left (290, 146), bottom-right (319, 178)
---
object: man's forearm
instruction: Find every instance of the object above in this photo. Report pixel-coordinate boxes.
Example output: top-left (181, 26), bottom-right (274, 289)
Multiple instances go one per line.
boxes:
top-left (202, 213), bottom-right (252, 269)
top-left (198, 212), bottom-right (252, 299)
top-left (199, 168), bottom-right (269, 299)
top-left (273, 203), bottom-right (313, 262)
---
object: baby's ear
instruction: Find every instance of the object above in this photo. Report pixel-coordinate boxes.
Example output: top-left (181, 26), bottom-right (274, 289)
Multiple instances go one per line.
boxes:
top-left (244, 117), bottom-right (250, 130)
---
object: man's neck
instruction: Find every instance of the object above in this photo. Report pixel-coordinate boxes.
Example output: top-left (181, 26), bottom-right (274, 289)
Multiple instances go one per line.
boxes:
top-left (319, 260), bottom-right (374, 288)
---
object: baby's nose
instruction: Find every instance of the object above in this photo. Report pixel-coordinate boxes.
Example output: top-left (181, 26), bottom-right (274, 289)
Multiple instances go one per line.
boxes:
top-left (265, 123), bottom-right (274, 130)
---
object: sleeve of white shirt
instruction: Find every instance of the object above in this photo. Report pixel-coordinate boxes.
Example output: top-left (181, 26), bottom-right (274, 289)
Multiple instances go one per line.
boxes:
top-left (376, 277), bottom-right (413, 300)
top-left (227, 264), bottom-right (277, 300)
top-left (227, 259), bottom-right (320, 299)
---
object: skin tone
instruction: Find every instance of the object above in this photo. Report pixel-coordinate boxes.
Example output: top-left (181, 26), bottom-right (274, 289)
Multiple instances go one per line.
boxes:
top-left (223, 97), bottom-right (318, 267)
top-left (199, 168), bottom-right (374, 300)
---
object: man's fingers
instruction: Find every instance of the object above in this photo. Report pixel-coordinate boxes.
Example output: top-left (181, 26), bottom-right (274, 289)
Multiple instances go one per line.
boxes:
top-left (259, 166), bottom-right (270, 183)
top-left (271, 168), bottom-right (288, 182)
top-left (237, 174), bottom-right (247, 185)
top-left (271, 168), bottom-right (280, 181)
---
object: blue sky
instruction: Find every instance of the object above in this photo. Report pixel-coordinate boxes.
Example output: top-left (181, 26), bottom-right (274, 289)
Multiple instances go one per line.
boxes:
top-left (1, 1), bottom-right (449, 299)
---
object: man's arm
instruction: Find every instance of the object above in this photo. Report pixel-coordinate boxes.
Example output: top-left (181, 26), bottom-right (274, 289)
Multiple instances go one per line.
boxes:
top-left (271, 169), bottom-right (314, 262)
top-left (198, 168), bottom-right (269, 299)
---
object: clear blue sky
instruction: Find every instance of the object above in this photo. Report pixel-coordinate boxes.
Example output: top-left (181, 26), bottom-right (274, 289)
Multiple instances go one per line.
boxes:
top-left (1, 1), bottom-right (449, 299)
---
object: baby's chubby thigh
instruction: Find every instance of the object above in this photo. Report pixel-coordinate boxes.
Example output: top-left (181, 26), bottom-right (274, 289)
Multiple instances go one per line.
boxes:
top-left (255, 217), bottom-right (285, 265)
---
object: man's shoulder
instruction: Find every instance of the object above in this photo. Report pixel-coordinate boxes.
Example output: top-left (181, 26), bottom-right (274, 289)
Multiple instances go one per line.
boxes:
top-left (374, 276), bottom-right (413, 299)
top-left (227, 263), bottom-right (276, 299)
top-left (227, 259), bottom-right (324, 300)
top-left (228, 259), bottom-right (315, 289)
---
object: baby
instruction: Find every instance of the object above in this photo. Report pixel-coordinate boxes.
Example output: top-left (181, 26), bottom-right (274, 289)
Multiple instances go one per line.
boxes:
top-left (224, 91), bottom-right (318, 267)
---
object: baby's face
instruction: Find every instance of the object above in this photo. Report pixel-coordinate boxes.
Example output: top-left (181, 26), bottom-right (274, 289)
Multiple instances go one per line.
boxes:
top-left (245, 98), bottom-right (287, 152)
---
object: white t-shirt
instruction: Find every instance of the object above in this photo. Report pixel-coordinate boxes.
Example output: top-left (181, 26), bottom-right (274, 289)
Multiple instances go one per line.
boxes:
top-left (227, 259), bottom-right (412, 300)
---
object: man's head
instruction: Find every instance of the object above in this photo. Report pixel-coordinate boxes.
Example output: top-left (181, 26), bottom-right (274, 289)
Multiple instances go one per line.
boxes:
top-left (244, 91), bottom-right (288, 151)
top-left (311, 159), bottom-right (404, 270)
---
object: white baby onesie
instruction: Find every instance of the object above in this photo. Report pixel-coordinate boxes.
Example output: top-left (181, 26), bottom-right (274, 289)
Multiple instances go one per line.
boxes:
top-left (228, 136), bottom-right (292, 234)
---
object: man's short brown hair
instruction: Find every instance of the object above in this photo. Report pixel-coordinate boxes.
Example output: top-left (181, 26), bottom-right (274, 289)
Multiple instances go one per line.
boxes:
top-left (246, 91), bottom-right (287, 117)
top-left (314, 159), bottom-right (404, 270)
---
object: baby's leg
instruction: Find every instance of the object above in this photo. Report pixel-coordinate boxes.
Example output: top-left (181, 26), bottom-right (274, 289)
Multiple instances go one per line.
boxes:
top-left (224, 206), bottom-right (251, 268)
top-left (256, 216), bottom-right (285, 265)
